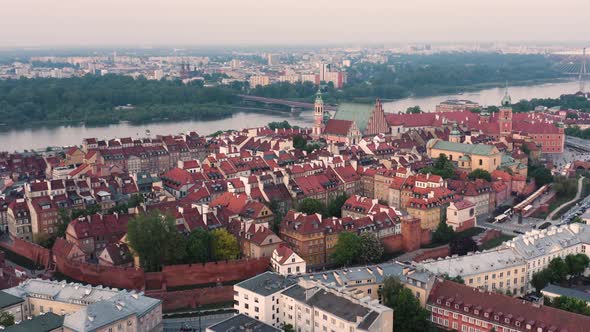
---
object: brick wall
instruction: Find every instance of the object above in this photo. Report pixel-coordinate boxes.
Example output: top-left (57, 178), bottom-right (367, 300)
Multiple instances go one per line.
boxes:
top-left (0, 236), bottom-right (51, 268)
top-left (146, 286), bottom-right (234, 312)
top-left (412, 245), bottom-right (450, 262)
top-left (54, 253), bottom-right (146, 289)
top-left (381, 234), bottom-right (404, 253)
top-left (161, 258), bottom-right (270, 288)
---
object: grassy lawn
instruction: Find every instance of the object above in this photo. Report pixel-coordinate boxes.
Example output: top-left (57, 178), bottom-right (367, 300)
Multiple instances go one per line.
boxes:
top-left (479, 234), bottom-right (515, 251)
top-left (550, 178), bottom-right (590, 220)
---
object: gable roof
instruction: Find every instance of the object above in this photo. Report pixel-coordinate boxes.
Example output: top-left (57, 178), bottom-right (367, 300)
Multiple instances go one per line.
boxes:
top-left (334, 103), bottom-right (373, 132)
top-left (324, 119), bottom-right (354, 136)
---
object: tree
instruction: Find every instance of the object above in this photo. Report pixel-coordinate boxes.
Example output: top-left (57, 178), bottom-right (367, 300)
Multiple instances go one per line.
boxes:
top-left (268, 121), bottom-right (292, 130)
top-left (406, 106), bottom-right (422, 114)
top-left (186, 228), bottom-right (213, 263)
top-left (548, 257), bottom-right (569, 284)
top-left (281, 323), bottom-right (295, 332)
top-left (128, 193), bottom-right (145, 208)
top-left (432, 220), bottom-right (455, 244)
top-left (450, 236), bottom-right (477, 256)
top-left (33, 232), bottom-right (55, 249)
top-left (529, 164), bottom-right (553, 187)
top-left (546, 296), bottom-right (590, 316)
top-left (327, 194), bottom-right (348, 218)
top-left (468, 169), bottom-right (492, 182)
top-left (420, 153), bottom-right (456, 179)
top-left (211, 229), bottom-right (240, 261)
top-left (0, 312), bottom-right (14, 327)
top-left (442, 274), bottom-right (465, 284)
top-left (293, 135), bottom-right (307, 150)
top-left (298, 198), bottom-right (326, 215)
top-left (565, 253), bottom-right (590, 277)
top-left (531, 270), bottom-right (551, 293)
top-left (359, 233), bottom-right (384, 264)
top-left (126, 211), bottom-right (187, 272)
top-left (381, 277), bottom-right (431, 332)
top-left (331, 232), bottom-right (362, 266)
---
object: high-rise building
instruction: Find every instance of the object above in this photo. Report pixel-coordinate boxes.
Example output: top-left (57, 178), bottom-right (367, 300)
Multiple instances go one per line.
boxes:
top-left (319, 63), bottom-right (330, 81)
top-left (267, 54), bottom-right (280, 66)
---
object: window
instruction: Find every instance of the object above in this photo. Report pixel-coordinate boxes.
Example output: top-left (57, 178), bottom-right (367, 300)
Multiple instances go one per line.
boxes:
top-left (479, 159), bottom-right (483, 166)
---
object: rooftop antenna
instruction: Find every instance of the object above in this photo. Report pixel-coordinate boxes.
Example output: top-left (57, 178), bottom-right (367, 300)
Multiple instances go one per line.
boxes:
top-left (579, 48), bottom-right (587, 93)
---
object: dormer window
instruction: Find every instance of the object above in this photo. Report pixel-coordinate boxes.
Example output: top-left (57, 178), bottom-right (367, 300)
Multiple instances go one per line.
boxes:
top-left (464, 307), bottom-right (469, 312)
top-left (494, 315), bottom-right (499, 321)
top-left (474, 310), bottom-right (479, 315)
top-left (446, 302), bottom-right (450, 306)
top-left (455, 304), bottom-right (460, 309)
top-left (505, 318), bottom-right (510, 324)
top-left (484, 312), bottom-right (489, 318)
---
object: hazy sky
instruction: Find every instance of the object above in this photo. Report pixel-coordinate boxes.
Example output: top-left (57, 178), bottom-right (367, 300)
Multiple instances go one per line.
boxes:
top-left (1, 0), bottom-right (589, 47)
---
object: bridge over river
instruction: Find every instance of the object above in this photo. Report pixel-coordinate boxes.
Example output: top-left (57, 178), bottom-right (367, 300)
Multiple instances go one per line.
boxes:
top-left (238, 95), bottom-right (338, 113)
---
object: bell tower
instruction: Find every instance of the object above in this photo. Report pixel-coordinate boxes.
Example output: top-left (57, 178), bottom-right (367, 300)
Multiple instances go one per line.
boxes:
top-left (312, 89), bottom-right (324, 139)
top-left (498, 86), bottom-right (513, 137)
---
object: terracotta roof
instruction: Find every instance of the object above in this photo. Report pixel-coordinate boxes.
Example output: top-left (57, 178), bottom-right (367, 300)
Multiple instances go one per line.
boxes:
top-left (324, 119), bottom-right (354, 136)
top-left (429, 279), bottom-right (590, 332)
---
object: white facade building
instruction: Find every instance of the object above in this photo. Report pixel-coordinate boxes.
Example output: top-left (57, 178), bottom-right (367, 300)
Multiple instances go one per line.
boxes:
top-left (271, 246), bottom-right (306, 276)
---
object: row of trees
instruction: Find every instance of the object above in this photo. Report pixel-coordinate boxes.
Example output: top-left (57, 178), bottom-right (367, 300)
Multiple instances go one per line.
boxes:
top-left (530, 254), bottom-right (590, 292)
top-left (126, 211), bottom-right (240, 272)
top-left (250, 53), bottom-right (565, 103)
top-left (331, 232), bottom-right (384, 266)
top-left (545, 295), bottom-right (590, 316)
top-left (0, 75), bottom-right (238, 127)
top-left (566, 126), bottom-right (590, 140)
top-left (512, 95), bottom-right (590, 113)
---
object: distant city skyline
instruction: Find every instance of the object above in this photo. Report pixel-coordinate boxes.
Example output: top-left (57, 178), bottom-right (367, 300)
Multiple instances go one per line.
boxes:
top-left (1, 0), bottom-right (589, 47)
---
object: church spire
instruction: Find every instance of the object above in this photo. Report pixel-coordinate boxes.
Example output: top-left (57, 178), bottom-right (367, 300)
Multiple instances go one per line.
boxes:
top-left (501, 82), bottom-right (511, 107)
top-left (315, 88), bottom-right (323, 105)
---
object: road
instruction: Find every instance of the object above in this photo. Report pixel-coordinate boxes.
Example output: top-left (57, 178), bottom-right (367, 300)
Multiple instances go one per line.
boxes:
top-left (546, 176), bottom-right (585, 221)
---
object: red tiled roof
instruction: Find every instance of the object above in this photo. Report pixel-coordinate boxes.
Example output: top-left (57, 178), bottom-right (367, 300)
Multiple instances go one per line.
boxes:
top-left (428, 279), bottom-right (590, 332)
top-left (324, 119), bottom-right (354, 136)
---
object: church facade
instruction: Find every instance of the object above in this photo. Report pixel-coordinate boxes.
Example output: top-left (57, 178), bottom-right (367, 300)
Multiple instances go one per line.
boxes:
top-left (313, 92), bottom-right (389, 144)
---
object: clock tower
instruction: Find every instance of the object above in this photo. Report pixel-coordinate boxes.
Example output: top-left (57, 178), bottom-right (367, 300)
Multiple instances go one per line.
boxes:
top-left (498, 88), bottom-right (513, 137)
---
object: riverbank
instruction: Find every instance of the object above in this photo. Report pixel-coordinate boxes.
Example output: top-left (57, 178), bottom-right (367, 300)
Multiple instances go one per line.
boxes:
top-left (0, 79), bottom-right (582, 151)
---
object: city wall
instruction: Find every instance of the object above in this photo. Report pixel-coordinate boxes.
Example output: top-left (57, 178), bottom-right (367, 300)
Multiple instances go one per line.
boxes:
top-left (0, 236), bottom-right (51, 268)
top-left (2, 237), bottom-right (269, 311)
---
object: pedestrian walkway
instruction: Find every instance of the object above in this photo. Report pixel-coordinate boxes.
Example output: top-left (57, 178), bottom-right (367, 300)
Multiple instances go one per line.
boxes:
top-left (546, 176), bottom-right (585, 221)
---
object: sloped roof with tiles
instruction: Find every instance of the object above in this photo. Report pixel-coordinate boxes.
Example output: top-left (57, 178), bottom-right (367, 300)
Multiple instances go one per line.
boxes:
top-left (428, 279), bottom-right (590, 332)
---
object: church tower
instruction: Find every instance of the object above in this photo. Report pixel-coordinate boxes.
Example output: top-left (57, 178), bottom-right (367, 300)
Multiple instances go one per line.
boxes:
top-left (449, 123), bottom-right (461, 143)
top-left (498, 87), bottom-right (513, 137)
top-left (312, 89), bottom-right (324, 139)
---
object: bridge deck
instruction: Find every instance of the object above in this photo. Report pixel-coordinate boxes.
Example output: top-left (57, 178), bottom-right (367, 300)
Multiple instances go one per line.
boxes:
top-left (238, 95), bottom-right (338, 111)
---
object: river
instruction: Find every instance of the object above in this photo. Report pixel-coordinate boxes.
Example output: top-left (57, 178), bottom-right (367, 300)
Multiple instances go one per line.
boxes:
top-left (0, 79), bottom-right (582, 152)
